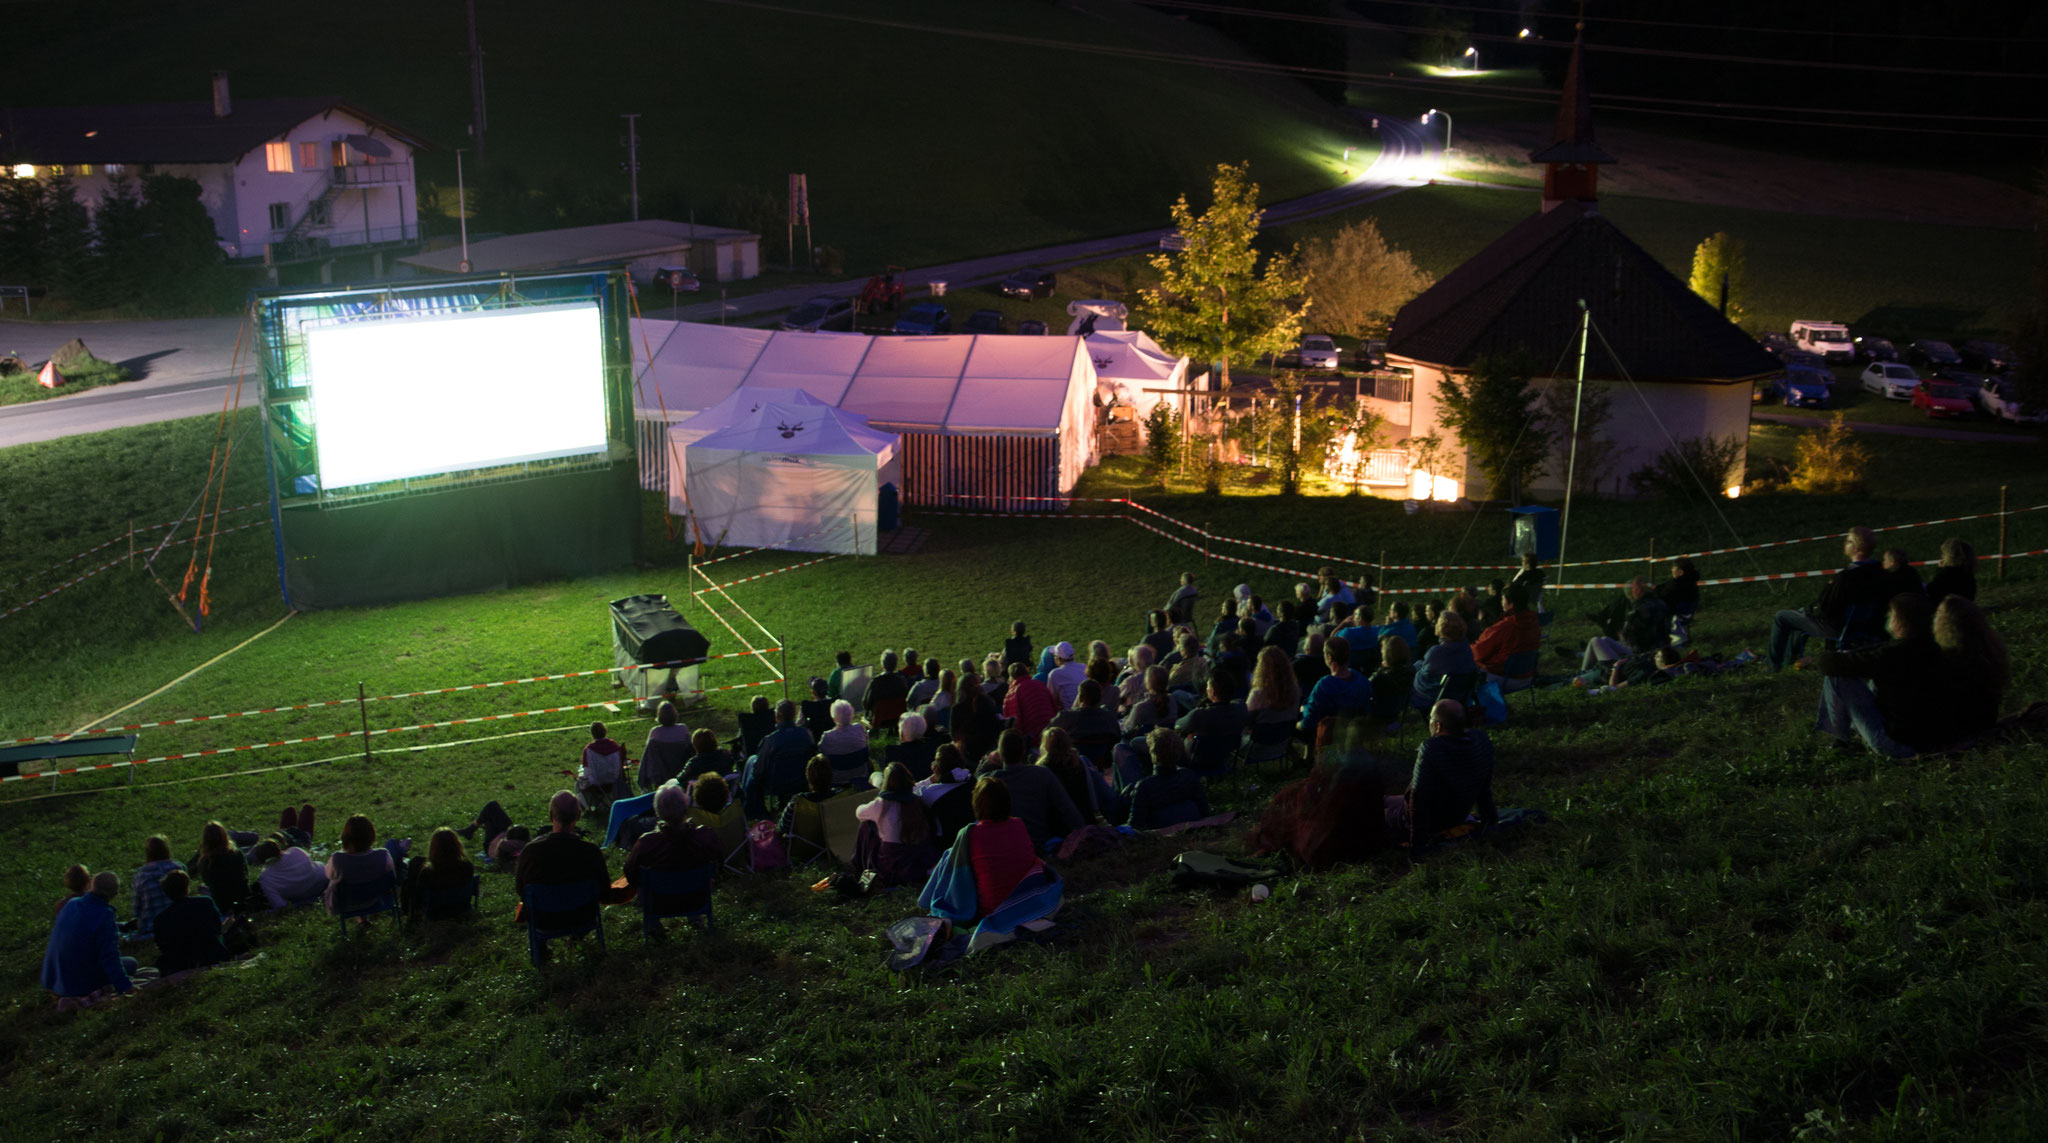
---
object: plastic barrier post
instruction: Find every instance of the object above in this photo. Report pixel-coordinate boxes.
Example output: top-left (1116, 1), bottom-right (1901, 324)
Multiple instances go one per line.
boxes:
top-left (1999, 485), bottom-right (2009, 582)
top-left (1647, 537), bottom-right (1656, 581)
top-left (358, 682), bottom-right (372, 763)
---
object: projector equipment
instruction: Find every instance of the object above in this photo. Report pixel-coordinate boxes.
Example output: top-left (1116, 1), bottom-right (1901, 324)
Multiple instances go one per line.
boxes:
top-left (611, 594), bottom-right (710, 711)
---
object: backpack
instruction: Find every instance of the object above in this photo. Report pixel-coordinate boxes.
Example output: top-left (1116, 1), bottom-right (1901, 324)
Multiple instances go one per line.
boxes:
top-left (747, 820), bottom-right (789, 872)
top-left (1170, 851), bottom-right (1280, 888)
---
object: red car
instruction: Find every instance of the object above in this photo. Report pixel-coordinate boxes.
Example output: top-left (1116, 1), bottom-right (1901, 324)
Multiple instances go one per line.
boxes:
top-left (1912, 380), bottom-right (1974, 418)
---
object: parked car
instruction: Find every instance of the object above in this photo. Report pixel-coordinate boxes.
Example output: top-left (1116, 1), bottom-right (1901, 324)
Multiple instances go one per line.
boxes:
top-left (1979, 376), bottom-right (2048, 424)
top-left (1959, 339), bottom-right (2019, 374)
top-left (1853, 335), bottom-right (1898, 363)
top-left (999, 268), bottom-right (1056, 300)
top-left (651, 265), bottom-right (700, 293)
top-left (893, 302), bottom-right (953, 335)
top-left (1906, 339), bottom-right (1962, 369)
top-left (1159, 229), bottom-right (1186, 252)
top-left (963, 308), bottom-right (1005, 335)
top-left (1859, 361), bottom-right (1920, 400)
top-left (1359, 339), bottom-right (1388, 369)
top-left (779, 296), bottom-right (855, 332)
top-left (1912, 379), bottom-right (1974, 418)
top-left (1758, 331), bottom-right (1795, 359)
top-left (1789, 319), bottom-right (1854, 363)
top-left (1016, 319), bottom-right (1049, 336)
top-left (1779, 360), bottom-right (1833, 408)
top-left (1297, 334), bottom-right (1341, 371)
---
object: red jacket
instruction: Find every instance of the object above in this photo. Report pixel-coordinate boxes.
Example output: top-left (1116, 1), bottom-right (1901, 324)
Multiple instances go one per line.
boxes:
top-left (1472, 609), bottom-right (1542, 676)
top-left (1002, 677), bottom-right (1059, 745)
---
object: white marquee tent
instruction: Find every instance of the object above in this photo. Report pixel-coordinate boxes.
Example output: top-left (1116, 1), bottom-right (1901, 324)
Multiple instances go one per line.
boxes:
top-left (683, 400), bottom-right (901, 555)
top-left (659, 386), bottom-right (831, 493)
top-left (632, 320), bottom-right (1100, 510)
top-left (1085, 329), bottom-right (1194, 426)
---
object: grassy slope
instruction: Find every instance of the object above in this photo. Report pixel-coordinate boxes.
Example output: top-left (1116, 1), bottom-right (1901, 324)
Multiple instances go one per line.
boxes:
top-left (5, 0), bottom-right (1360, 274)
top-left (1, 413), bottom-right (2046, 1139)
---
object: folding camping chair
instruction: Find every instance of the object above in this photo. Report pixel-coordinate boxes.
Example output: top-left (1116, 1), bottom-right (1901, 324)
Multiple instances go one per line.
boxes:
top-left (824, 749), bottom-right (871, 789)
top-left (332, 872), bottom-right (399, 936)
top-left (820, 786), bottom-right (879, 865)
top-left (1238, 710), bottom-right (1296, 769)
top-left (638, 865), bottom-right (715, 941)
top-left (785, 796), bottom-right (831, 867)
top-left (419, 875), bottom-right (482, 923)
top-left (1497, 651), bottom-right (1540, 696)
top-left (523, 881), bottom-right (607, 966)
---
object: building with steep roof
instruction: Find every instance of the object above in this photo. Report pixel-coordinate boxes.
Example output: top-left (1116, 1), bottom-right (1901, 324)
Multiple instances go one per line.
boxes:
top-left (0, 73), bottom-right (430, 265)
top-left (1382, 36), bottom-right (1776, 500)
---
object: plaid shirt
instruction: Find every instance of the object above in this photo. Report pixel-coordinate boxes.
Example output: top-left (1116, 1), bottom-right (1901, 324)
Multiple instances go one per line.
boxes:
top-left (130, 859), bottom-right (185, 939)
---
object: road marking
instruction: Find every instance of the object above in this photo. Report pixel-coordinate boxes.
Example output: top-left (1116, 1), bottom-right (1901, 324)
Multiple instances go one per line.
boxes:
top-left (143, 386), bottom-right (227, 400)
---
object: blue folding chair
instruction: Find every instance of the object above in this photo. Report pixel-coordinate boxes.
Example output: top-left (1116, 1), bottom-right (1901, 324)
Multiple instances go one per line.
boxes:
top-left (523, 880), bottom-right (607, 967)
top-left (1436, 671), bottom-right (1481, 709)
top-left (1497, 651), bottom-right (1540, 696)
top-left (332, 871), bottom-right (399, 935)
top-left (604, 790), bottom-right (658, 849)
top-left (420, 875), bottom-right (481, 922)
top-left (638, 865), bottom-right (715, 941)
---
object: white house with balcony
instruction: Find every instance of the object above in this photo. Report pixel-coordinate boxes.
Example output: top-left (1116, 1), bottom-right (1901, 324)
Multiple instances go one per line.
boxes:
top-left (0, 73), bottom-right (429, 265)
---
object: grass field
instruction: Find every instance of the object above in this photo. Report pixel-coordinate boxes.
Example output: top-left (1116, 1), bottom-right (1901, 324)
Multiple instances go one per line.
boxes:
top-left (2, 409), bottom-right (2046, 1139)
top-left (0, 356), bottom-right (133, 406)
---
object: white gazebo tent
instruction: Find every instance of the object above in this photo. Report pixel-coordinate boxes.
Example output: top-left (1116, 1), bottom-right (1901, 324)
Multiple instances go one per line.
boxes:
top-left (1085, 329), bottom-right (1194, 426)
top-left (683, 400), bottom-right (901, 555)
top-left (662, 386), bottom-right (831, 497)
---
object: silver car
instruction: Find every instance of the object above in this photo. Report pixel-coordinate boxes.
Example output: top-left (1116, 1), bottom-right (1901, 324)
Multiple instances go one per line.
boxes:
top-left (1980, 377), bottom-right (2048, 424)
top-left (1859, 361), bottom-right (1919, 400)
top-left (1298, 334), bottom-right (1341, 371)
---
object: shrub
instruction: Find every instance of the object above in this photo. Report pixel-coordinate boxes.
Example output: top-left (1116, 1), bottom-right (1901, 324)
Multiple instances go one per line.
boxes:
top-left (1142, 400), bottom-right (1184, 482)
top-left (1788, 413), bottom-right (1871, 494)
top-left (1628, 434), bottom-right (1747, 501)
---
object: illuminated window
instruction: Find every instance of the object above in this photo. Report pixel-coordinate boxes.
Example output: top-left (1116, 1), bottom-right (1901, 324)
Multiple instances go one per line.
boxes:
top-left (104, 163), bottom-right (125, 175)
top-left (77, 164), bottom-right (94, 177)
top-left (10, 164), bottom-right (33, 179)
top-left (265, 141), bottom-right (293, 173)
top-left (49, 164), bottom-right (66, 177)
top-left (299, 141), bottom-right (319, 170)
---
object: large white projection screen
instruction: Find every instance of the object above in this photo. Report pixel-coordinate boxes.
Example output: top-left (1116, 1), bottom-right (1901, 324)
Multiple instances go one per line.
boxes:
top-left (306, 304), bottom-right (609, 489)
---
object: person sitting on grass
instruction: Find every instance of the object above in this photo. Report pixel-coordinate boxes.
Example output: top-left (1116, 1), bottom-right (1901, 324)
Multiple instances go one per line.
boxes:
top-left (1037, 727), bottom-right (1104, 824)
top-left (1115, 643), bottom-right (1156, 712)
top-left (1248, 731), bottom-right (1390, 870)
top-left (1168, 631), bottom-right (1211, 696)
top-left (1293, 630), bottom-right (1330, 695)
top-left (901, 648), bottom-right (924, 683)
top-left (577, 722), bottom-right (627, 817)
top-left (1177, 672), bottom-right (1248, 770)
top-left (1654, 558), bottom-right (1702, 617)
top-left (1376, 601), bottom-right (1418, 651)
top-left (1166, 572), bottom-right (1200, 627)
top-left (325, 814), bottom-right (397, 915)
top-left (861, 650), bottom-right (912, 734)
top-left (887, 712), bottom-right (939, 776)
top-left (915, 775), bottom-right (1049, 929)
top-left (1512, 552), bottom-right (1546, 616)
top-left (686, 773), bottom-right (746, 861)
top-left (986, 729), bottom-right (1085, 850)
top-left (1046, 642), bottom-right (1088, 709)
top-left (1316, 566), bottom-right (1356, 624)
top-left (640, 702), bottom-right (695, 791)
top-left (152, 870), bottom-right (229, 977)
top-left (1003, 622), bottom-right (1033, 670)
top-left (1050, 678), bottom-right (1121, 742)
top-left (43, 871), bottom-right (135, 1009)
top-left (1207, 600), bottom-right (1239, 657)
top-left (950, 671), bottom-right (1002, 765)
top-left (1413, 611), bottom-right (1477, 709)
top-left (1386, 700), bottom-right (1497, 846)
top-left (128, 835), bottom-right (185, 942)
top-left (1142, 609), bottom-right (1177, 661)
top-left (1768, 526), bottom-right (1891, 669)
top-left (1127, 729), bottom-right (1210, 830)
top-left (683, 729), bottom-right (735, 785)
top-left (622, 783), bottom-right (722, 919)
top-left (1815, 592), bottom-right (1944, 759)
top-left (1472, 584), bottom-right (1542, 690)
top-left (854, 762), bottom-right (942, 885)
top-left (820, 700), bottom-right (869, 758)
top-left (516, 791), bottom-right (614, 933)
top-left (1881, 548), bottom-right (1924, 602)
top-left (248, 837), bottom-right (329, 910)
top-left (908, 657), bottom-right (943, 709)
top-left (1577, 579), bottom-right (1668, 675)
top-left (1121, 665), bottom-right (1183, 739)
top-left (777, 756), bottom-right (839, 838)
top-left (742, 700), bottom-right (816, 819)
top-left (1413, 602), bottom-right (1442, 656)
top-left (1086, 652), bottom-right (1121, 716)
top-left (1371, 636), bottom-right (1416, 722)
top-left (1925, 538), bottom-right (1977, 609)
top-left (55, 864), bottom-right (91, 918)
top-left (400, 828), bottom-right (476, 918)
top-left (1935, 596), bottom-right (2009, 742)
top-left (189, 821), bottom-right (250, 915)
top-left (1246, 645), bottom-right (1303, 716)
top-left (915, 743), bottom-right (976, 804)
top-left (1002, 660), bottom-right (1060, 747)
top-left (1299, 636), bottom-right (1373, 739)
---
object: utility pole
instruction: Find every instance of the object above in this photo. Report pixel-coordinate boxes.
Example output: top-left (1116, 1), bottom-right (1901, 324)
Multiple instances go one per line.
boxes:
top-left (621, 114), bottom-right (641, 222)
top-left (466, 0), bottom-right (487, 162)
top-left (455, 148), bottom-right (471, 272)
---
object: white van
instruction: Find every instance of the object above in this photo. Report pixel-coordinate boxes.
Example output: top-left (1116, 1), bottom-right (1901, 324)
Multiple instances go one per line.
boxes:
top-left (1790, 319), bottom-right (1854, 362)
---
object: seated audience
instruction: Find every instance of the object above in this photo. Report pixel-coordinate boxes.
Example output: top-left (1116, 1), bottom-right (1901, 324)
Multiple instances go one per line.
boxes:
top-left (1935, 596), bottom-right (2009, 741)
top-left (1653, 558), bottom-right (1702, 617)
top-left (742, 700), bottom-right (816, 819)
top-left (1925, 537), bottom-right (1977, 609)
top-left (1142, 609), bottom-right (1177, 661)
top-left (248, 837), bottom-right (329, 909)
top-left (908, 658), bottom-right (944, 708)
top-left (1511, 552), bottom-right (1546, 616)
top-left (1246, 645), bottom-right (1303, 716)
top-left (1293, 630), bottom-right (1330, 695)
top-left (799, 676), bottom-right (834, 740)
top-left (1387, 700), bottom-right (1498, 844)
top-left (924, 776), bottom-right (1047, 923)
top-left (1413, 602), bottom-right (1442, 655)
top-left (1300, 637), bottom-right (1373, 736)
top-left (1116, 644), bottom-right (1156, 711)
top-left (820, 700), bottom-right (870, 758)
top-left (949, 672), bottom-right (1002, 764)
top-left (914, 743), bottom-right (975, 805)
top-left (1377, 602), bottom-right (1418, 650)
top-left (640, 702), bottom-right (696, 791)
top-left (152, 870), bottom-right (229, 975)
top-left (1578, 579), bottom-right (1669, 673)
top-left (1882, 548), bottom-right (1924, 601)
top-left (131, 835), bottom-right (185, 941)
top-left (1316, 566), bottom-right (1356, 624)
top-left (1168, 632), bottom-right (1211, 694)
top-left (325, 814), bottom-right (397, 914)
top-left (1121, 665), bottom-right (1183, 738)
top-left (1086, 653), bottom-right (1121, 715)
top-left (987, 729), bottom-right (1084, 849)
top-left (515, 791), bottom-right (612, 932)
top-left (686, 774), bottom-right (745, 860)
top-left (861, 650), bottom-right (911, 734)
top-left (1207, 600), bottom-right (1239, 656)
top-left (1176, 673), bottom-right (1248, 770)
top-left (402, 828), bottom-right (477, 918)
top-left (1050, 678), bottom-right (1121, 742)
top-left (1127, 729), bottom-right (1210, 829)
top-left (1413, 610), bottom-right (1479, 707)
top-left (825, 650), bottom-right (857, 701)
top-left (1046, 642), bottom-right (1087, 708)
top-left (1370, 636), bottom-right (1416, 721)
top-left (1037, 727), bottom-right (1104, 823)
top-left (930, 669), bottom-right (960, 716)
top-left (886, 712), bottom-right (940, 775)
top-left (1815, 593), bottom-right (1945, 758)
top-left (777, 756), bottom-right (839, 839)
top-left (276, 804), bottom-right (316, 849)
top-left (42, 871), bottom-right (135, 1007)
top-left (683, 729), bottom-right (735, 784)
top-left (1166, 572), bottom-right (1200, 626)
top-left (55, 864), bottom-right (90, 919)
top-left (622, 783), bottom-right (722, 916)
top-left (1769, 526), bottom-right (1891, 669)
top-left (189, 821), bottom-right (250, 914)
top-left (1264, 601), bottom-right (1304, 657)
top-left (1472, 584), bottom-right (1541, 688)
top-left (1002, 661), bottom-right (1060, 747)
top-left (578, 722), bottom-right (626, 816)
top-left (854, 762), bottom-right (942, 885)
top-left (1002, 622), bottom-right (1033, 670)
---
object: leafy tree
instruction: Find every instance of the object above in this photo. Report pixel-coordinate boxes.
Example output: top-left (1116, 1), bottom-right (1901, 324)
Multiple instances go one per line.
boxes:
top-left (1139, 162), bottom-right (1308, 394)
top-left (1540, 377), bottom-right (1620, 495)
top-left (1433, 353), bottom-right (1553, 501)
top-left (1297, 217), bottom-right (1433, 338)
top-left (1788, 413), bottom-right (1870, 494)
top-left (1628, 434), bottom-right (1748, 501)
top-left (1687, 232), bottom-right (1748, 326)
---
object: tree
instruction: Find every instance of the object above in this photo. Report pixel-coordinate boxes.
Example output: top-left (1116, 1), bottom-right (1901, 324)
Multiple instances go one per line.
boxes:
top-left (1788, 413), bottom-right (1870, 494)
top-left (0, 174), bottom-right (50, 288)
top-left (42, 175), bottom-right (94, 306)
top-left (136, 174), bottom-right (232, 313)
top-left (89, 174), bottom-right (147, 309)
top-left (1142, 400), bottom-right (1184, 483)
top-left (1139, 162), bottom-right (1309, 394)
top-left (1687, 232), bottom-right (1748, 326)
top-left (1297, 218), bottom-right (1434, 338)
top-left (1434, 353), bottom-right (1554, 501)
top-left (1540, 377), bottom-right (1620, 495)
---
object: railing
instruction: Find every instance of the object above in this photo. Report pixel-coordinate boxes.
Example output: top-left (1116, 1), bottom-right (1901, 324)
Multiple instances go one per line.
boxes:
top-left (335, 161), bottom-right (413, 187)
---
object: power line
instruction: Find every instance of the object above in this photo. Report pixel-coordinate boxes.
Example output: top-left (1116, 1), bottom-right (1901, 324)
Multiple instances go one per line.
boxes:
top-left (1273, 0), bottom-right (2048, 45)
top-left (690, 0), bottom-right (2048, 138)
top-left (1144, 0), bottom-right (2048, 80)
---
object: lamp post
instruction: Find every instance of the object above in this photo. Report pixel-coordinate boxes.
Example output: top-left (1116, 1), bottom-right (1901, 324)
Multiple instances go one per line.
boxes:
top-left (1422, 108), bottom-right (1453, 155)
top-left (1463, 45), bottom-right (1479, 71)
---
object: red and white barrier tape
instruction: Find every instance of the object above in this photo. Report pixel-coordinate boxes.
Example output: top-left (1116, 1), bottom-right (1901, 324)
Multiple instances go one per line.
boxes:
top-left (0, 520), bottom-right (269, 622)
top-left (692, 523), bottom-right (839, 569)
top-left (0, 501), bottom-right (266, 595)
top-left (4, 679), bottom-right (785, 784)
top-left (10, 651), bottom-right (776, 746)
top-left (701, 553), bottom-right (840, 591)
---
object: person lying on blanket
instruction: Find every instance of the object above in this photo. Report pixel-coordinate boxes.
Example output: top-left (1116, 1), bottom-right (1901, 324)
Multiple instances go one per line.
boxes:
top-left (1385, 700), bottom-right (1497, 846)
top-left (916, 777), bottom-right (1062, 944)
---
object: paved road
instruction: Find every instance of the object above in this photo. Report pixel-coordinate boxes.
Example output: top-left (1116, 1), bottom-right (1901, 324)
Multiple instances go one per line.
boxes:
top-left (0, 108), bottom-right (1441, 450)
top-left (1751, 412), bottom-right (2039, 445)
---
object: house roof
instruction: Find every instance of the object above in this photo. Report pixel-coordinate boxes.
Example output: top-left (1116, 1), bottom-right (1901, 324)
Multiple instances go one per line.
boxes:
top-left (401, 220), bottom-right (757, 276)
top-left (1384, 200), bottom-right (1778, 383)
top-left (0, 98), bottom-right (429, 165)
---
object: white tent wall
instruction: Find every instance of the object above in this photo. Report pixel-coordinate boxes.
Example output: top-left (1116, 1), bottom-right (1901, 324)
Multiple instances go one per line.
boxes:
top-left (686, 447), bottom-right (883, 555)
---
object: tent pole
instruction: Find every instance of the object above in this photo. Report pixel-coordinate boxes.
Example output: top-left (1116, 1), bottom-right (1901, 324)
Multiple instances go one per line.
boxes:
top-left (1556, 301), bottom-right (1590, 592)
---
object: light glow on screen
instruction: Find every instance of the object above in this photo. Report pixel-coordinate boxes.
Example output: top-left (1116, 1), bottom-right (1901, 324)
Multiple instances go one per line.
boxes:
top-left (306, 304), bottom-right (608, 489)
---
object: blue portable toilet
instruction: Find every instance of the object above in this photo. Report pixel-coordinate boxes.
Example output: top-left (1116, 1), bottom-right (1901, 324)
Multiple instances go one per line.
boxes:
top-left (1507, 506), bottom-right (1559, 561)
top-left (878, 482), bottom-right (900, 532)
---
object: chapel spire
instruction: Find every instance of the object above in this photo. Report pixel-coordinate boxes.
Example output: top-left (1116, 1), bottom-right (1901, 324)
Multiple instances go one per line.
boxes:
top-left (1527, 29), bottom-right (1616, 211)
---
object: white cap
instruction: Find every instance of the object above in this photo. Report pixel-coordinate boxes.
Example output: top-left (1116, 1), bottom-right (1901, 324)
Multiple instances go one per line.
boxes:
top-left (1054, 640), bottom-right (1075, 660)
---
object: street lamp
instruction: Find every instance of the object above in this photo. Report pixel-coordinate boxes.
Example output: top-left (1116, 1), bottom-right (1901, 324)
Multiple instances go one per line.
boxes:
top-left (1463, 45), bottom-right (1479, 71)
top-left (1518, 27), bottom-right (1532, 39)
top-left (1422, 108), bottom-right (1453, 154)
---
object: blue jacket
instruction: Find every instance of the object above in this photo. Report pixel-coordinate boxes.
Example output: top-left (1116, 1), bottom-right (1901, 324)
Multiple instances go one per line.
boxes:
top-left (42, 893), bottom-right (131, 998)
top-left (1299, 670), bottom-right (1374, 731)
